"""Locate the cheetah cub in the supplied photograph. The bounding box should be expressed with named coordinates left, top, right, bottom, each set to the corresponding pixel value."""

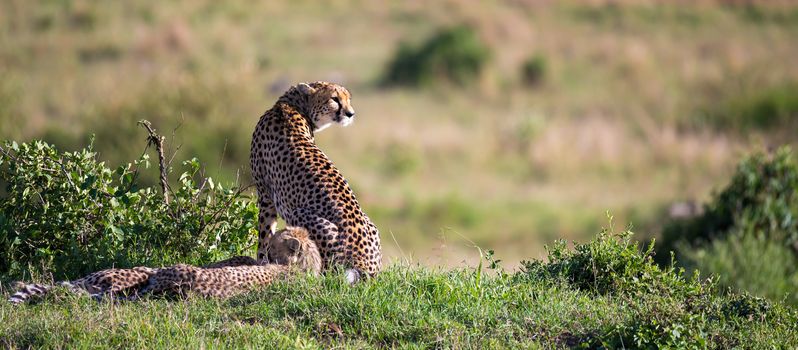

left=8, top=266, right=158, bottom=304
left=135, top=226, right=321, bottom=299
left=7, top=256, right=263, bottom=304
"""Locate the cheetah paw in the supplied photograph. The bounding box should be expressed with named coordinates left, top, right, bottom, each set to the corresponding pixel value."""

left=344, top=269, right=360, bottom=285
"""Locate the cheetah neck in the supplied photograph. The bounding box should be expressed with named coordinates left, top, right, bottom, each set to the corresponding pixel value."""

left=276, top=86, right=316, bottom=137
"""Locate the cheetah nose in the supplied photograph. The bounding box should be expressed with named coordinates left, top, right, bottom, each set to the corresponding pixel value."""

left=345, top=110, right=355, bottom=118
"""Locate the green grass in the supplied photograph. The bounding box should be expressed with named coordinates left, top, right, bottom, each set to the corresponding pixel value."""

left=1, top=266, right=794, bottom=349
left=2, top=230, right=797, bottom=349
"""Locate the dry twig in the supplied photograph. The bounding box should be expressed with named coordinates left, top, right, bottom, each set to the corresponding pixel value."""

left=138, top=120, right=170, bottom=204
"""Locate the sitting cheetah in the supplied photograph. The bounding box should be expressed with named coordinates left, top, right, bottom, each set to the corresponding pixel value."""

left=135, top=226, right=321, bottom=299
left=251, top=81, right=382, bottom=283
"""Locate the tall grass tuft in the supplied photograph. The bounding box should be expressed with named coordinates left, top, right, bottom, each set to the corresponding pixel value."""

left=684, top=232, right=798, bottom=305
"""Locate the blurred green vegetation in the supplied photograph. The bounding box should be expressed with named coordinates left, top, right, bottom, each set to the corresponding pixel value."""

left=684, top=232, right=798, bottom=305
left=1, top=0, right=798, bottom=266
left=660, top=147, right=798, bottom=304
left=660, top=148, right=798, bottom=255
left=697, top=82, right=798, bottom=131
left=381, top=25, right=490, bottom=87
left=521, top=54, right=547, bottom=88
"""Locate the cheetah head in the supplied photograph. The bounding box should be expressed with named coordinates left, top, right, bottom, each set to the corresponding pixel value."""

left=265, top=226, right=322, bottom=275
left=297, top=81, right=355, bottom=132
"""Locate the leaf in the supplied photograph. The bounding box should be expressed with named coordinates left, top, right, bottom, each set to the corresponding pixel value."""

left=123, top=172, right=134, bottom=186
left=108, top=225, right=124, bottom=240
left=81, top=175, right=97, bottom=190
left=1, top=140, right=258, bottom=279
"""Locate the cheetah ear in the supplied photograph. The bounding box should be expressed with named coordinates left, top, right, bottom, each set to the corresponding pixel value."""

left=297, top=83, right=316, bottom=95
left=286, top=238, right=301, bottom=254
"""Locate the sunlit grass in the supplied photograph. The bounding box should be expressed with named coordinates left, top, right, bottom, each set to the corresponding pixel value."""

left=2, top=230, right=796, bottom=348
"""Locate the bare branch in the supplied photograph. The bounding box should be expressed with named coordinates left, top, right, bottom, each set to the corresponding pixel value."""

left=138, top=120, right=170, bottom=204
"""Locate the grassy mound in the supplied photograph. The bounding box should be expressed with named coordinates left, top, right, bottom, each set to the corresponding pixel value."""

left=2, top=228, right=795, bottom=349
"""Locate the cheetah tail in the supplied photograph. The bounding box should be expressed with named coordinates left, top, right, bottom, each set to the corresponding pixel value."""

left=8, top=283, right=54, bottom=304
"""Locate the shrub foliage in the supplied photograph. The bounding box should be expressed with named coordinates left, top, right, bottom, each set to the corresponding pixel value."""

left=518, top=225, right=789, bottom=348
left=684, top=232, right=798, bottom=305
left=521, top=55, right=546, bottom=87
left=0, top=139, right=257, bottom=279
left=659, top=147, right=798, bottom=304
left=660, top=147, right=798, bottom=257
left=521, top=227, right=699, bottom=297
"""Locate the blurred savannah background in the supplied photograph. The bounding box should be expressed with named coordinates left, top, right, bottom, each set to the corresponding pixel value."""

left=1, top=0, right=797, bottom=271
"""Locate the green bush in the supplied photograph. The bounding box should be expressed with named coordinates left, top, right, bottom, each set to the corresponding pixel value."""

left=684, top=232, right=798, bottom=305
left=520, top=226, right=700, bottom=297
left=516, top=224, right=793, bottom=348
left=659, top=147, right=798, bottom=304
left=521, top=55, right=546, bottom=87
left=381, top=25, right=490, bottom=87
left=0, top=139, right=257, bottom=280
left=659, top=147, right=798, bottom=261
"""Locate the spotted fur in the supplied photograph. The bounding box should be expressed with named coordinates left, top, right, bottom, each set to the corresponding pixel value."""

left=203, top=255, right=259, bottom=268
left=8, top=266, right=158, bottom=304
left=135, top=226, right=321, bottom=299
left=251, top=81, right=382, bottom=282
left=9, top=252, right=262, bottom=304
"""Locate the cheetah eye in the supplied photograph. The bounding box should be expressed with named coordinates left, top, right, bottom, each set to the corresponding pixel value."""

left=331, top=96, right=340, bottom=104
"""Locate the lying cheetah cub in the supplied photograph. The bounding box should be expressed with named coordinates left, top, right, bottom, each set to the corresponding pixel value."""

left=7, top=256, right=261, bottom=304
left=8, top=266, right=158, bottom=304
left=6, top=228, right=311, bottom=304
left=135, top=226, right=321, bottom=299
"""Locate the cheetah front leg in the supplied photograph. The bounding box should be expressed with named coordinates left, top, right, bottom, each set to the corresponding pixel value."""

left=256, top=194, right=279, bottom=261
left=288, top=209, right=360, bottom=284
